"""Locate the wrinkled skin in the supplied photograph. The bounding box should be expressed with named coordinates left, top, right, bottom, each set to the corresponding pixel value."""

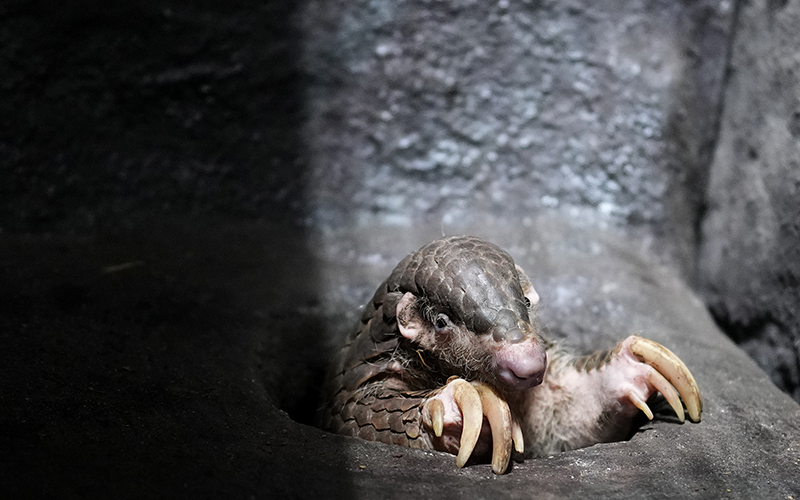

left=319, top=236, right=702, bottom=474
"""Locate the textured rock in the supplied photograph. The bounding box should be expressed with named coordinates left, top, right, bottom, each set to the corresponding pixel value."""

left=699, top=0, right=800, bottom=402
left=301, top=0, right=734, bottom=275
left=4, top=0, right=800, bottom=497
left=4, top=219, right=799, bottom=498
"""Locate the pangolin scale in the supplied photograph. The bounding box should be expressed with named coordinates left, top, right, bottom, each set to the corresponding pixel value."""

left=319, top=236, right=526, bottom=448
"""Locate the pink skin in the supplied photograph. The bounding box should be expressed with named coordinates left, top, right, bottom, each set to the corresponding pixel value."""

left=425, top=335, right=687, bottom=461
left=519, top=335, right=686, bottom=455
left=602, top=338, right=661, bottom=417
left=495, top=340, right=547, bottom=390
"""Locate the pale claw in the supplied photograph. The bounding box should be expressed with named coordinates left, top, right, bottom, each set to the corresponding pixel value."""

left=451, top=379, right=483, bottom=468
left=628, top=391, right=653, bottom=420
left=511, top=416, right=524, bottom=454
left=422, top=378, right=519, bottom=474
left=472, top=382, right=513, bottom=474
left=646, top=368, right=686, bottom=423
left=628, top=336, right=703, bottom=423
left=426, top=398, right=445, bottom=437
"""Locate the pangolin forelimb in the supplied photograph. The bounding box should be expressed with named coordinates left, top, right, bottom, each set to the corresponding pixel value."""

left=421, top=377, right=522, bottom=474
left=517, top=335, right=703, bottom=456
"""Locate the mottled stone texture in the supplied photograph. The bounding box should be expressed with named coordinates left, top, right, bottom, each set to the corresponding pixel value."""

left=699, top=0, right=800, bottom=402
left=4, top=0, right=800, bottom=498
left=302, top=0, right=733, bottom=276
left=4, top=220, right=800, bottom=499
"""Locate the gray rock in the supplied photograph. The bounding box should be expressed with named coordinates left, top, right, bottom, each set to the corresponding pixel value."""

left=4, top=218, right=799, bottom=498
left=301, top=0, right=734, bottom=276
left=699, top=0, right=800, bottom=402
left=3, top=0, right=800, bottom=497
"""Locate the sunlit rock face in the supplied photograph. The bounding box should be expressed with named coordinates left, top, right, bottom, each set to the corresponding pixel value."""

left=300, top=0, right=733, bottom=277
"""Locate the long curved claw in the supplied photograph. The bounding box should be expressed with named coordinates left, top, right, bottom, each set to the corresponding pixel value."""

left=629, top=337, right=703, bottom=422
left=424, top=398, right=445, bottom=437
left=628, top=391, right=653, bottom=420
left=450, top=379, right=483, bottom=468
left=472, top=382, right=513, bottom=474
left=645, top=369, right=685, bottom=423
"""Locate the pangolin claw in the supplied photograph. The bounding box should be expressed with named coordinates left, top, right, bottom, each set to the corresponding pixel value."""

left=450, top=379, right=482, bottom=469
left=426, top=398, right=445, bottom=437
left=512, top=416, right=524, bottom=454
left=423, top=378, right=519, bottom=474
left=472, top=382, right=513, bottom=474
left=628, top=391, right=653, bottom=420
left=628, top=336, right=703, bottom=423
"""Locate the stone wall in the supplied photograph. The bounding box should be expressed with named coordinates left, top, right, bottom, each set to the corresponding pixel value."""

left=699, top=0, right=800, bottom=401
left=5, top=1, right=800, bottom=497
left=301, top=0, right=733, bottom=278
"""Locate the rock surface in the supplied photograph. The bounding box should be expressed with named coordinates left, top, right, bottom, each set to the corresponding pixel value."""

left=3, top=0, right=800, bottom=497
left=3, top=219, right=799, bottom=498
left=699, top=0, right=800, bottom=402
left=301, top=0, right=734, bottom=276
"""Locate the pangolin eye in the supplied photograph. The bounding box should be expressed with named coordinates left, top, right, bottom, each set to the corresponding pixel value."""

left=434, top=313, right=449, bottom=331
left=524, top=297, right=532, bottom=308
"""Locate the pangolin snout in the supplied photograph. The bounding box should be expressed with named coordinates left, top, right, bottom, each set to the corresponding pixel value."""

left=495, top=337, right=547, bottom=391
left=488, top=308, right=547, bottom=389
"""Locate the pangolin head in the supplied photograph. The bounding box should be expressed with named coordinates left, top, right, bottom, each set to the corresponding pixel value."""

left=390, top=235, right=536, bottom=343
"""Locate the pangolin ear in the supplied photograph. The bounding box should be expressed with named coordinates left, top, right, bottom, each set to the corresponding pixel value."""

left=516, top=264, right=540, bottom=306
left=396, top=292, right=425, bottom=341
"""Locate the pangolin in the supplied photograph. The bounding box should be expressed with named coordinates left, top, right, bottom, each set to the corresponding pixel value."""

left=318, top=235, right=702, bottom=474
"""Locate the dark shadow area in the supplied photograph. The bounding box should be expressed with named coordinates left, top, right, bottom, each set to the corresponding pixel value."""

left=0, top=0, right=305, bottom=231
left=709, top=307, right=800, bottom=401
left=1, top=221, right=352, bottom=498
left=1, top=1, right=351, bottom=497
